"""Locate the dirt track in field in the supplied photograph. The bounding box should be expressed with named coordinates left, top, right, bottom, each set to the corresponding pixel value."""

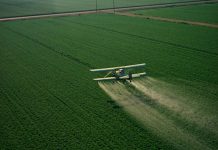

left=99, top=77, right=217, bottom=150
left=116, top=12, right=218, bottom=28
left=0, top=0, right=218, bottom=22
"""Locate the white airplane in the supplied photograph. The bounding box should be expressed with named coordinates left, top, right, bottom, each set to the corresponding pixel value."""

left=90, top=63, right=146, bottom=81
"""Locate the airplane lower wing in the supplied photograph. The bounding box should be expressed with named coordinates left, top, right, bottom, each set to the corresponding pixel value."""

left=120, top=72, right=146, bottom=79
left=93, top=77, right=117, bottom=81
left=90, top=63, right=146, bottom=72
left=93, top=72, right=146, bottom=81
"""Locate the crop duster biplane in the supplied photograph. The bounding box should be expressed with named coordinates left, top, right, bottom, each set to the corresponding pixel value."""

left=90, top=63, right=146, bottom=81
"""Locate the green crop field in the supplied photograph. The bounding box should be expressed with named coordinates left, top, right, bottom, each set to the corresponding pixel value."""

left=0, top=0, right=191, bottom=18
left=1, top=13, right=218, bottom=149
left=132, top=3, right=218, bottom=23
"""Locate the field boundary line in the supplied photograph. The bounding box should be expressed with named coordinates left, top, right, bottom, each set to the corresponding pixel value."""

left=111, top=0, right=218, bottom=12
left=0, top=0, right=218, bottom=22
left=116, top=12, right=218, bottom=29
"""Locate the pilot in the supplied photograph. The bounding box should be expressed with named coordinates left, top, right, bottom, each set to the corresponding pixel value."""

left=119, top=69, right=125, bottom=76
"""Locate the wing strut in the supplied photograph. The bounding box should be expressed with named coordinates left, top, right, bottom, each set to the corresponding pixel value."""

left=104, top=71, right=112, bottom=78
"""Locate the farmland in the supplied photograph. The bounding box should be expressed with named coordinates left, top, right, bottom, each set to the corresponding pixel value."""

left=0, top=0, right=194, bottom=18
left=1, top=1, right=218, bottom=150
left=132, top=3, right=218, bottom=23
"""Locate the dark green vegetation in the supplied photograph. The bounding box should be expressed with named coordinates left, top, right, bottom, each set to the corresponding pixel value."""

left=0, top=12, right=218, bottom=149
left=132, top=3, right=218, bottom=23
left=0, top=0, right=191, bottom=18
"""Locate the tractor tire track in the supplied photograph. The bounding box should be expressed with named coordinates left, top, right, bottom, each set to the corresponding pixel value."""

left=3, top=66, right=93, bottom=149
left=1, top=58, right=86, bottom=147
left=0, top=24, right=94, bottom=69
left=62, top=19, right=218, bottom=56
left=6, top=52, right=123, bottom=149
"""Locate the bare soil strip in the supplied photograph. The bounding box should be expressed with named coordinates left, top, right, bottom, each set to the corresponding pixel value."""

left=116, top=12, right=218, bottom=28
left=0, top=0, right=218, bottom=22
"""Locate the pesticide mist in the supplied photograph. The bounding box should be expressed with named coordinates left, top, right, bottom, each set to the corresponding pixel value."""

left=99, top=77, right=217, bottom=150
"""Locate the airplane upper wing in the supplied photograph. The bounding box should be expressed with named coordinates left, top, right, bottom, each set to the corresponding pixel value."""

left=90, top=63, right=146, bottom=72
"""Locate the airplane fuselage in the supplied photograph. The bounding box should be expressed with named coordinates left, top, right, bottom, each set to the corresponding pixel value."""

left=114, top=69, right=125, bottom=77
left=90, top=63, right=146, bottom=81
left=112, top=69, right=133, bottom=81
